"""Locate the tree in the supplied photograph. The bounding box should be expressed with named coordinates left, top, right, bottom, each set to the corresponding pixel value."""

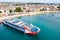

left=9, top=9, right=13, bottom=13
left=40, top=8, right=45, bottom=11
left=0, top=11, right=2, bottom=13
left=57, top=6, right=60, bottom=10
left=14, top=7, right=23, bottom=12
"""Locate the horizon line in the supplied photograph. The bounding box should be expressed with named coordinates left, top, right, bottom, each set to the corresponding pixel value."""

left=0, top=2, right=60, bottom=4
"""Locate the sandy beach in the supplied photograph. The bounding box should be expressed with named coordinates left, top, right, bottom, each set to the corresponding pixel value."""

left=25, top=11, right=60, bottom=15
left=0, top=11, right=60, bottom=23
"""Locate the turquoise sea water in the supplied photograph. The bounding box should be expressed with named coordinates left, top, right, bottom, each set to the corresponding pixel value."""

left=0, top=12, right=60, bottom=40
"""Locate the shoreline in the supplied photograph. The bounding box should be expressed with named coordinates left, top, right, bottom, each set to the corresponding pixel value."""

left=28, top=11, right=60, bottom=15
left=0, top=11, right=60, bottom=23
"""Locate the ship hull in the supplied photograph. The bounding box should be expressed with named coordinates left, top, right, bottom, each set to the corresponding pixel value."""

left=3, top=18, right=40, bottom=35
left=3, top=21, right=25, bottom=32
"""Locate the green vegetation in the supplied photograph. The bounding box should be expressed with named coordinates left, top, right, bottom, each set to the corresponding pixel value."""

left=57, top=6, right=60, bottom=10
left=17, top=16, right=23, bottom=18
left=0, top=11, right=2, bottom=17
left=9, top=9, right=13, bottom=13
left=14, top=7, right=23, bottom=12
left=0, top=11, right=2, bottom=13
left=40, top=8, right=45, bottom=11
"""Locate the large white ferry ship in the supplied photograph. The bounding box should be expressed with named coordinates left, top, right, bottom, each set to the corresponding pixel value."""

left=3, top=18, right=40, bottom=35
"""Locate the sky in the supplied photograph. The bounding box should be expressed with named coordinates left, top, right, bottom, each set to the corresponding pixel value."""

left=0, top=0, right=60, bottom=3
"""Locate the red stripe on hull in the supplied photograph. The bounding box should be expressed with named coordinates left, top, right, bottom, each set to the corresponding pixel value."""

left=26, top=32, right=37, bottom=35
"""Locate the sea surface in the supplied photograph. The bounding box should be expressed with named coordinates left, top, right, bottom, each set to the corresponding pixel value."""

left=0, top=12, right=60, bottom=40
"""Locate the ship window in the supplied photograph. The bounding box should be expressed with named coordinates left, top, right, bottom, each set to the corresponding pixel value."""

left=13, top=20, right=20, bottom=23
left=5, top=21, right=25, bottom=30
left=11, top=18, right=20, bottom=23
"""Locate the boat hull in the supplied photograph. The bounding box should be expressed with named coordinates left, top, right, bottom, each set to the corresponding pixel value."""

left=3, top=18, right=40, bottom=35
left=3, top=21, right=25, bottom=32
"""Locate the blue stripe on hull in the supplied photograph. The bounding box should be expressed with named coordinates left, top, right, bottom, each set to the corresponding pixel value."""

left=4, top=21, right=25, bottom=32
